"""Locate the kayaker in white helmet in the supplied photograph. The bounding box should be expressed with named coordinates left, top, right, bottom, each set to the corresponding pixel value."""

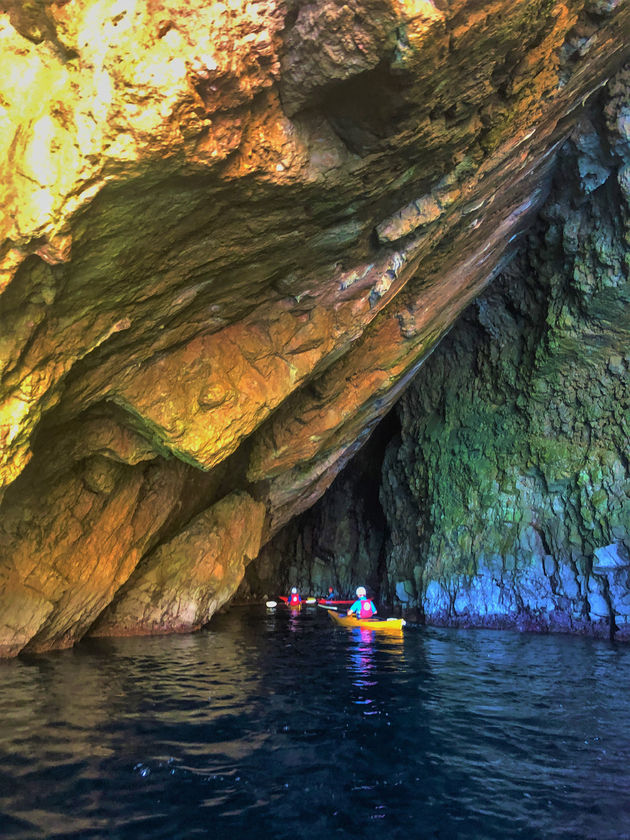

left=288, top=586, right=301, bottom=606
left=347, top=586, right=377, bottom=619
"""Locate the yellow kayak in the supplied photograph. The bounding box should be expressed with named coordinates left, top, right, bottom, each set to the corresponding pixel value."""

left=328, top=610, right=406, bottom=633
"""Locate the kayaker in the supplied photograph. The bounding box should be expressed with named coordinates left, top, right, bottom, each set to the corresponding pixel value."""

left=325, top=586, right=337, bottom=601
left=288, top=587, right=301, bottom=606
left=347, top=586, right=377, bottom=619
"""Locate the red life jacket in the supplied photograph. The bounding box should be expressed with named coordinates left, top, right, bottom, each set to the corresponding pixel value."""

left=359, top=598, right=375, bottom=619
left=289, top=593, right=301, bottom=605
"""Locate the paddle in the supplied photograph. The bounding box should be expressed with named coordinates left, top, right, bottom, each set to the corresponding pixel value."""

left=279, top=595, right=317, bottom=606
left=317, top=603, right=339, bottom=611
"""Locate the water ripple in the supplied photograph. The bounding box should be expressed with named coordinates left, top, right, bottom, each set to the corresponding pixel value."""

left=1, top=609, right=630, bottom=839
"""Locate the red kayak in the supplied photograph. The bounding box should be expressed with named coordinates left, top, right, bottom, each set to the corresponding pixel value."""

left=317, top=598, right=354, bottom=605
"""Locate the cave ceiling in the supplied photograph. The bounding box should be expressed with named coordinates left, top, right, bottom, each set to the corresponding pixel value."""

left=0, top=0, right=629, bottom=655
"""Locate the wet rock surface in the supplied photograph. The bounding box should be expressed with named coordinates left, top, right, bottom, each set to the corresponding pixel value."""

left=383, top=80, right=630, bottom=639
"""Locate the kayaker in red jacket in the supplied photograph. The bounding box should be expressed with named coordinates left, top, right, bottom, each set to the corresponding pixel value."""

left=288, top=587, right=301, bottom=606
left=347, top=587, right=377, bottom=619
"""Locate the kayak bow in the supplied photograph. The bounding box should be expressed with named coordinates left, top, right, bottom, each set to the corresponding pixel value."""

left=328, top=611, right=406, bottom=632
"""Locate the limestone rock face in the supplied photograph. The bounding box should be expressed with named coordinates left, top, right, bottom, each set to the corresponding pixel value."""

left=1, top=0, right=629, bottom=654
left=241, top=415, right=395, bottom=600
left=90, top=490, right=265, bottom=637
left=255, top=74, right=630, bottom=640
left=380, top=85, right=630, bottom=639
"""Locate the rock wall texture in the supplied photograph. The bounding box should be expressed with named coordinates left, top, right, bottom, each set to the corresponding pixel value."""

left=240, top=412, right=396, bottom=600
left=381, top=76, right=630, bottom=639
left=256, top=69, right=630, bottom=640
left=1, top=0, right=629, bottom=654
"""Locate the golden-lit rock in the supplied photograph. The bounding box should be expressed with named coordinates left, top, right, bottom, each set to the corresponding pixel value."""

left=0, top=457, right=185, bottom=657
left=90, top=491, right=265, bottom=636
left=0, top=0, right=629, bottom=654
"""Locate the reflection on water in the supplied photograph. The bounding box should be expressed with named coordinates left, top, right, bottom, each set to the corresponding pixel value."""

left=1, top=607, right=630, bottom=839
left=347, top=626, right=403, bottom=694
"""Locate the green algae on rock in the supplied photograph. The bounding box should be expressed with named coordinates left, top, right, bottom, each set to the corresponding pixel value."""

left=248, top=70, right=630, bottom=640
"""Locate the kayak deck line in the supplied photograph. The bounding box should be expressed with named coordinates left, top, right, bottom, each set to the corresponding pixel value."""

left=328, top=611, right=406, bottom=633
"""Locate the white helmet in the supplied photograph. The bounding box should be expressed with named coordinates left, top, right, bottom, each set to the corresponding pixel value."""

left=291, top=587, right=297, bottom=594
left=356, top=586, right=366, bottom=597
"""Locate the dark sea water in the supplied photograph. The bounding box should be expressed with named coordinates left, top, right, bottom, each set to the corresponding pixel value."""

left=1, top=606, right=630, bottom=840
